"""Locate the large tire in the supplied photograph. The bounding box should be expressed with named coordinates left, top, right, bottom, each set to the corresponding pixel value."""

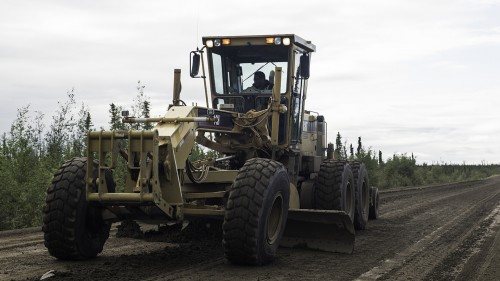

left=314, top=160, right=355, bottom=221
left=369, top=186, right=380, bottom=220
left=223, top=158, right=290, bottom=265
left=350, top=161, right=370, bottom=230
left=42, top=157, right=115, bottom=260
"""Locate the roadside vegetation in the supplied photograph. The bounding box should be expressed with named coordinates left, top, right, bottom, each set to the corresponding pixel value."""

left=332, top=133, right=500, bottom=190
left=1, top=87, right=499, bottom=231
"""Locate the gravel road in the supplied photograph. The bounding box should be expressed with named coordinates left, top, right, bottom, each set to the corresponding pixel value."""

left=1, top=177, right=499, bottom=281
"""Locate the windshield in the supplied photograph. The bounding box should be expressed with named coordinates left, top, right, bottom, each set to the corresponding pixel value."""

left=239, top=62, right=288, bottom=91
left=209, top=45, right=289, bottom=95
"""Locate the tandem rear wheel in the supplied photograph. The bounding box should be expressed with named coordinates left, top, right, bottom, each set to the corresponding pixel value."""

left=369, top=186, right=380, bottom=220
left=314, top=160, right=355, bottom=221
left=350, top=161, right=370, bottom=230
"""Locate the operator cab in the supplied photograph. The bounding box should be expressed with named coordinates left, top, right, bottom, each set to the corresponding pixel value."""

left=191, top=35, right=316, bottom=146
left=206, top=39, right=288, bottom=113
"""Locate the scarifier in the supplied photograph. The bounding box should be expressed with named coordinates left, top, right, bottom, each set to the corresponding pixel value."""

left=42, top=34, right=379, bottom=265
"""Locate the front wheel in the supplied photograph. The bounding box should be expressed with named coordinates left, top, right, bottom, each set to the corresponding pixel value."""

left=42, top=157, right=115, bottom=260
left=223, top=158, right=290, bottom=265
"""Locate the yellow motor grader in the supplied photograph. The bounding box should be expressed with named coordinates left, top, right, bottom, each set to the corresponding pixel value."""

left=42, top=34, right=379, bottom=265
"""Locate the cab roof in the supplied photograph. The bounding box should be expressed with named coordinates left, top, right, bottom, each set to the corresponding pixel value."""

left=202, top=34, right=316, bottom=52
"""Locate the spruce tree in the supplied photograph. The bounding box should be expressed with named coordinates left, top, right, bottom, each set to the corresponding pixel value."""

left=109, top=103, right=124, bottom=130
left=142, top=100, right=153, bottom=130
left=334, top=132, right=342, bottom=159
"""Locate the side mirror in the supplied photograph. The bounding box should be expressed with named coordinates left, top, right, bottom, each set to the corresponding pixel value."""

left=300, top=54, right=310, bottom=79
left=190, top=51, right=200, bottom=77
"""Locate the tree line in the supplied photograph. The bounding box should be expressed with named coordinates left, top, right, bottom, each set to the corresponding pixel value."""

left=332, top=132, right=500, bottom=189
left=0, top=82, right=156, bottom=230
left=0, top=86, right=498, bottom=231
left=0, top=82, right=212, bottom=230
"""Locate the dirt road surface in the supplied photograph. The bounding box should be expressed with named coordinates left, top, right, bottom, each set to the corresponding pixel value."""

left=1, top=177, right=500, bottom=281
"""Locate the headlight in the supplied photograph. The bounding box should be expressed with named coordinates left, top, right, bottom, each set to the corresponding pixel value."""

left=282, top=37, right=291, bottom=46
left=214, top=39, right=221, bottom=47
left=206, top=40, right=214, bottom=48
left=266, top=37, right=283, bottom=45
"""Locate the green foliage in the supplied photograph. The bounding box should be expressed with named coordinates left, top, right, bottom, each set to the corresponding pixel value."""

left=339, top=132, right=500, bottom=190
left=71, top=103, right=93, bottom=158
left=142, top=100, right=153, bottom=130
left=109, top=103, right=125, bottom=130
left=334, top=132, right=348, bottom=160
left=45, top=90, right=75, bottom=164
left=189, top=143, right=220, bottom=162
left=106, top=81, right=154, bottom=191
left=1, top=88, right=499, bottom=231
left=0, top=106, right=54, bottom=229
left=378, top=154, right=419, bottom=188
left=134, top=81, right=153, bottom=130
left=107, top=102, right=128, bottom=191
left=43, top=89, right=93, bottom=165
left=0, top=83, right=156, bottom=231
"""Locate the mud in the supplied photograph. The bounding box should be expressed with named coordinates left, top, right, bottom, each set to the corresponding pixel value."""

left=1, top=177, right=500, bottom=281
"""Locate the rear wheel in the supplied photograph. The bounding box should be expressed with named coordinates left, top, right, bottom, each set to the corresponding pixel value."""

left=223, top=158, right=290, bottom=265
left=42, top=157, right=115, bottom=260
left=350, top=161, right=370, bottom=230
left=314, top=160, right=355, bottom=221
left=369, top=186, right=380, bottom=220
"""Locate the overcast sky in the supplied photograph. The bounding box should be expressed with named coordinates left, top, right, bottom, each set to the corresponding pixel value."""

left=1, top=0, right=499, bottom=164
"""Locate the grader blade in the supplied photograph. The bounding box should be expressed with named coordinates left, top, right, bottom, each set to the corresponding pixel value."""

left=280, top=209, right=355, bottom=254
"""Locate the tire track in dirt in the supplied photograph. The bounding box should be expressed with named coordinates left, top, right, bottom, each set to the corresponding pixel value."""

left=1, top=178, right=500, bottom=281
left=356, top=178, right=500, bottom=280
left=0, top=232, right=43, bottom=252
left=145, top=178, right=500, bottom=281
left=379, top=181, right=479, bottom=217
left=143, top=256, right=226, bottom=281
left=473, top=208, right=500, bottom=281
left=0, top=227, right=182, bottom=281
left=426, top=204, right=500, bottom=280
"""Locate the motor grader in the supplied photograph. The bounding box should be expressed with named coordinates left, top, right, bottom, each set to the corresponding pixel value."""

left=42, top=34, right=379, bottom=265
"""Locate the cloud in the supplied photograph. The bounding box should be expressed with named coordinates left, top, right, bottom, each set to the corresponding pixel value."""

left=0, top=0, right=499, bottom=164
